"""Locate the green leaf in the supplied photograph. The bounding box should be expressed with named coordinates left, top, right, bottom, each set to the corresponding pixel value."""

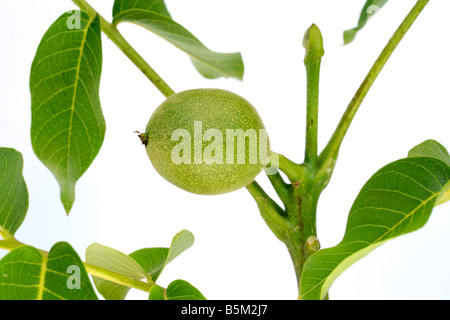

left=299, top=156, right=450, bottom=300
left=130, top=229, right=195, bottom=281
left=129, top=247, right=168, bottom=281
left=165, top=280, right=206, bottom=300
left=30, top=10, right=105, bottom=214
left=344, top=0, right=389, bottom=45
left=0, top=242, right=97, bottom=300
left=148, top=284, right=165, bottom=300
left=84, top=230, right=194, bottom=300
left=113, top=0, right=171, bottom=18
left=85, top=243, right=149, bottom=300
left=408, top=140, right=450, bottom=206
left=166, top=229, right=195, bottom=264
left=408, top=139, right=450, bottom=166
left=0, top=148, right=28, bottom=238
left=148, top=280, right=205, bottom=300
left=112, top=0, right=244, bottom=80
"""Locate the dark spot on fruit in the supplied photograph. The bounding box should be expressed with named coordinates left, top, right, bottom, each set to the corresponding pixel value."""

left=135, top=131, right=148, bottom=147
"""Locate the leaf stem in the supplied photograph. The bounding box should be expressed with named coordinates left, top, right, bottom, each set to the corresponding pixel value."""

left=0, top=239, right=25, bottom=252
left=245, top=181, right=290, bottom=242
left=318, top=0, right=430, bottom=175
left=71, top=0, right=175, bottom=97
left=274, top=153, right=304, bottom=183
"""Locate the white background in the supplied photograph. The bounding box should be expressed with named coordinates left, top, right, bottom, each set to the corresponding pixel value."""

left=0, top=0, right=449, bottom=300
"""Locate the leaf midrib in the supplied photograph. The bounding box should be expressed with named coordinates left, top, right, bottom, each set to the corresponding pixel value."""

left=36, top=254, right=48, bottom=300
left=65, top=16, right=93, bottom=189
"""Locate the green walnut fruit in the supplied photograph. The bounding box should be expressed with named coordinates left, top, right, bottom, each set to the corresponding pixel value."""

left=143, top=89, right=270, bottom=195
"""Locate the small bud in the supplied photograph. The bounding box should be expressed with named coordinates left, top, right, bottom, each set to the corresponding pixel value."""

left=303, top=24, right=325, bottom=60
left=305, top=235, right=320, bottom=253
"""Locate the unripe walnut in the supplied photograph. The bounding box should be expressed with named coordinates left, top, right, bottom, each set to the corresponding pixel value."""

left=144, top=89, right=270, bottom=195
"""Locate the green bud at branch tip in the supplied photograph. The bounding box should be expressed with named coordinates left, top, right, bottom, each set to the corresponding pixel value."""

left=303, top=24, right=325, bottom=60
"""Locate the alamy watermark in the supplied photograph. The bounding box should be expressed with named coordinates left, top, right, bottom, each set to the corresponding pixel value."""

left=66, top=265, right=81, bottom=290
left=170, top=121, right=279, bottom=175
left=66, top=10, right=81, bottom=30
left=367, top=5, right=381, bottom=16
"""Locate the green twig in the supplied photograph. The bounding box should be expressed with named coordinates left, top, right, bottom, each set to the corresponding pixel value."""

left=246, top=181, right=290, bottom=242
left=71, top=0, right=175, bottom=97
left=274, top=153, right=304, bottom=183
left=266, top=172, right=292, bottom=208
left=303, top=24, right=324, bottom=166
left=318, top=0, right=430, bottom=175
